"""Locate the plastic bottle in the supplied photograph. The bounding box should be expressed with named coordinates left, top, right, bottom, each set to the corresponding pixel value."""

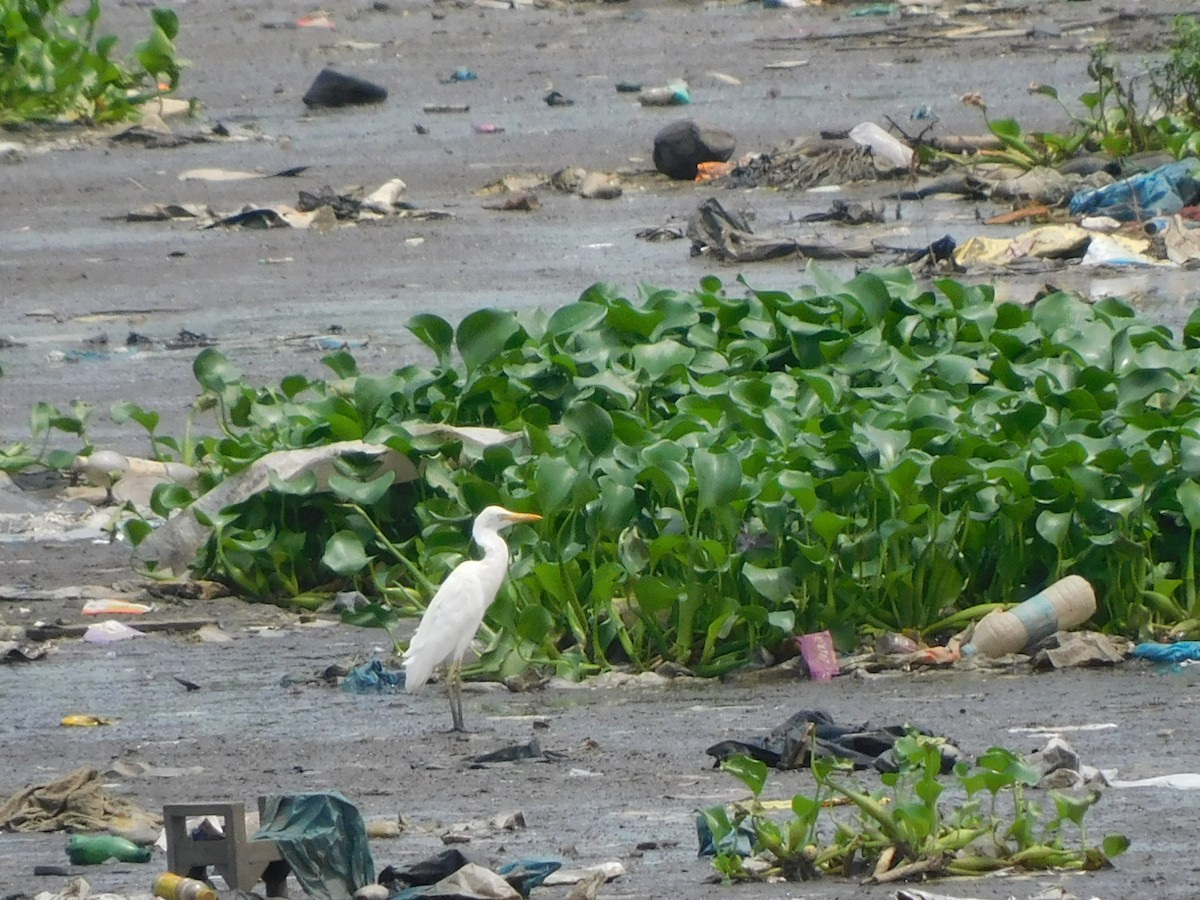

left=848, top=121, right=914, bottom=169
left=66, top=834, right=152, bottom=865
left=964, top=575, right=1096, bottom=658
left=153, top=872, right=218, bottom=900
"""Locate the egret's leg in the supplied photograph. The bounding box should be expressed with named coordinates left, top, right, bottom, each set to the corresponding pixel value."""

left=448, top=662, right=466, bottom=732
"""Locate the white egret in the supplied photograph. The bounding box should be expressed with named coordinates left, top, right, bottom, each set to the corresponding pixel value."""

left=403, top=505, right=542, bottom=731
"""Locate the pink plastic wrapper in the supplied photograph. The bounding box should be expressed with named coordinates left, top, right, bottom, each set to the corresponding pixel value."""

left=796, top=630, right=840, bottom=681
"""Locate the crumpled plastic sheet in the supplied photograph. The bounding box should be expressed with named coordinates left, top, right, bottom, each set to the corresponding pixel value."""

left=253, top=792, right=374, bottom=900
left=341, top=658, right=405, bottom=692
left=695, top=813, right=755, bottom=859
left=705, top=709, right=961, bottom=773
left=1131, top=641, right=1200, bottom=664
left=1068, top=158, right=1200, bottom=221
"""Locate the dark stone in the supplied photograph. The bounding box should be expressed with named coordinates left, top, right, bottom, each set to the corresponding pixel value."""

left=302, top=68, right=388, bottom=109
left=653, top=119, right=735, bottom=181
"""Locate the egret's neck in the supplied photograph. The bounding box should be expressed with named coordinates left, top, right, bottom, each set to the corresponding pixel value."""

left=473, top=527, right=510, bottom=565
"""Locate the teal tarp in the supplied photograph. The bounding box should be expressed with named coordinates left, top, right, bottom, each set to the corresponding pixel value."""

left=253, top=792, right=375, bottom=900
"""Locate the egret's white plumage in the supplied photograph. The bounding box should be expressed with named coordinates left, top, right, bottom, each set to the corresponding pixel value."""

left=403, top=505, right=541, bottom=731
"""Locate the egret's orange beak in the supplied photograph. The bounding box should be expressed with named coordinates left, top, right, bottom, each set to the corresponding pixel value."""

left=505, top=512, right=542, bottom=523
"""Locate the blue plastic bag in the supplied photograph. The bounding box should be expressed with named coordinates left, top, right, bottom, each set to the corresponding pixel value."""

left=1068, top=159, right=1200, bottom=221
left=1132, top=641, right=1200, bottom=664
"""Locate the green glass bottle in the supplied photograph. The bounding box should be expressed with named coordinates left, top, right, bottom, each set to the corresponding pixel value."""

left=67, top=834, right=152, bottom=865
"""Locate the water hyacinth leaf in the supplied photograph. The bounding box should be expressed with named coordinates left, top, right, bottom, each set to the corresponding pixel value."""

left=1102, top=834, right=1131, bottom=858
left=811, top=510, right=849, bottom=547
left=1117, top=368, right=1178, bottom=408
left=322, top=530, right=373, bottom=575
left=328, top=471, right=395, bottom=505
left=517, top=605, right=555, bottom=643
left=322, top=351, right=359, bottom=379
left=110, top=401, right=159, bottom=434
left=576, top=370, right=638, bottom=408
left=193, top=348, right=241, bottom=392
left=767, top=609, right=795, bottom=634
left=605, top=300, right=662, bottom=339
left=546, top=302, right=608, bottom=340
left=457, top=309, right=521, bottom=373
left=150, top=482, right=194, bottom=518
left=1177, top=480, right=1200, bottom=531
left=720, top=754, right=768, bottom=798
left=408, top=312, right=453, bottom=364
left=634, top=574, right=680, bottom=615
left=534, top=456, right=577, bottom=519
left=1036, top=509, right=1071, bottom=549
left=599, top=477, right=638, bottom=532
left=694, top=448, right=742, bottom=514
left=563, top=401, right=614, bottom=455
left=1032, top=290, right=1088, bottom=337
left=743, top=563, right=795, bottom=603
left=268, top=469, right=319, bottom=497
left=632, top=339, right=695, bottom=380
left=341, top=602, right=400, bottom=630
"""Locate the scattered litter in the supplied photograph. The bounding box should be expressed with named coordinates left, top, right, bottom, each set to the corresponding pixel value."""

left=471, top=740, right=543, bottom=765
left=964, top=576, right=1095, bottom=657
left=253, top=792, right=375, bottom=900
left=472, top=123, right=505, bottom=134
left=1069, top=158, right=1200, bottom=221
left=1105, top=773, right=1200, bottom=790
left=1132, top=641, right=1200, bottom=664
left=132, top=433, right=511, bottom=576
left=953, top=225, right=1092, bottom=268
left=850, top=2, right=895, bottom=16
left=0, top=630, right=50, bottom=663
left=614, top=80, right=642, bottom=93
left=484, top=191, right=540, bottom=211
left=635, top=224, right=685, bottom=242
left=393, top=862, right=519, bottom=899
left=195, top=624, right=234, bottom=643
left=81, top=598, right=153, bottom=616
left=441, top=810, right=527, bottom=844
left=1031, top=631, right=1130, bottom=670
left=849, top=121, right=912, bottom=169
left=706, top=709, right=961, bottom=773
left=67, top=833, right=152, bottom=865
left=764, top=59, right=809, bottom=70
left=687, top=197, right=873, bottom=263
left=379, top=848, right=471, bottom=890
left=1032, top=736, right=1103, bottom=789
left=1080, top=232, right=1165, bottom=267
left=542, top=861, right=625, bottom=886
left=800, top=200, right=884, bottom=225
left=0, top=767, right=162, bottom=833
left=653, top=119, right=735, bottom=181
left=723, top=141, right=877, bottom=190
left=105, top=759, right=204, bottom=778
left=543, top=90, right=574, bottom=107
left=366, top=819, right=402, bottom=839
left=578, top=171, right=622, bottom=200
left=697, top=813, right=754, bottom=858
left=638, top=81, right=690, bottom=107
left=341, top=658, right=406, bottom=692
left=82, top=620, right=145, bottom=644
left=795, top=630, right=839, bottom=680
left=61, top=715, right=117, bottom=727
left=178, top=166, right=308, bottom=182
left=1009, top=722, right=1119, bottom=735
left=303, top=67, right=388, bottom=109
left=296, top=12, right=335, bottom=28
left=496, top=859, right=561, bottom=897
left=447, top=68, right=477, bottom=82
left=423, top=104, right=470, bottom=114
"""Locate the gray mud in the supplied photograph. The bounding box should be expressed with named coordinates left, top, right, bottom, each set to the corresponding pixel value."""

left=3, top=2, right=1200, bottom=898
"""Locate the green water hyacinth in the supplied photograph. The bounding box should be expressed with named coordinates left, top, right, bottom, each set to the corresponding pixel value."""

left=104, top=267, right=1200, bottom=676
